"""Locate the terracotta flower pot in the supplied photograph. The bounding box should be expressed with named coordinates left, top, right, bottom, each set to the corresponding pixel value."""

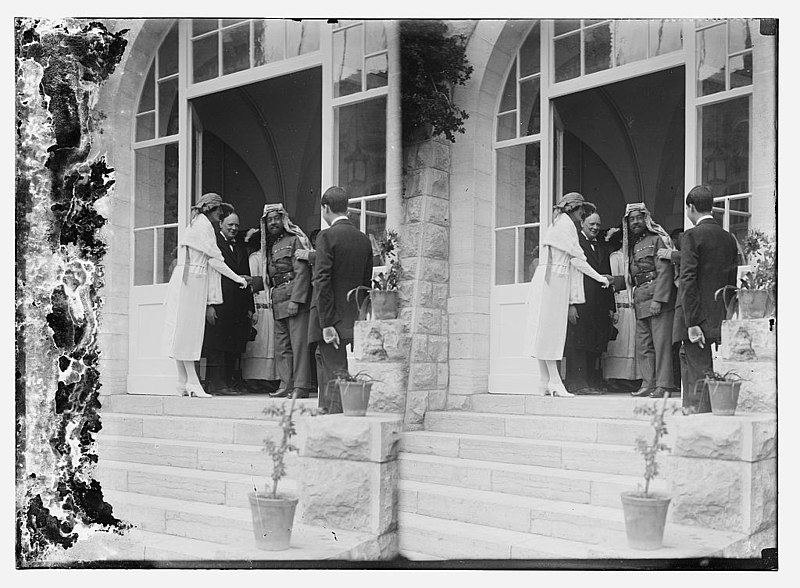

left=737, top=289, right=771, bottom=319
left=248, top=492, right=298, bottom=551
left=338, top=380, right=373, bottom=416
left=620, top=491, right=671, bottom=550
left=706, top=379, right=742, bottom=416
left=370, top=289, right=399, bottom=320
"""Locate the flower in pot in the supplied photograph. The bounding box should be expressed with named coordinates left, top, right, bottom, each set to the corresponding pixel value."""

left=249, top=391, right=318, bottom=551
left=701, top=369, right=745, bottom=416
left=716, top=230, right=776, bottom=320
left=334, top=369, right=380, bottom=416
left=620, top=392, right=683, bottom=550
left=348, top=230, right=402, bottom=320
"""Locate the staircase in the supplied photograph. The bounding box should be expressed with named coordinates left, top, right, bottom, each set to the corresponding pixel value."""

left=86, top=394, right=376, bottom=562
left=398, top=393, right=749, bottom=561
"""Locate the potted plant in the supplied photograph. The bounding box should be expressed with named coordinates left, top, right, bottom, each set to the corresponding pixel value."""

left=716, top=229, right=776, bottom=320
left=248, top=391, right=317, bottom=551
left=348, top=230, right=402, bottom=320
left=334, top=369, right=380, bottom=416
left=620, top=392, right=683, bottom=550
left=699, top=369, right=744, bottom=416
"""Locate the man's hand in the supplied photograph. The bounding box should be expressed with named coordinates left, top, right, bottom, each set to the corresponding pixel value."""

left=688, top=325, right=706, bottom=349
left=287, top=301, right=299, bottom=317
left=206, top=306, right=217, bottom=326
left=294, top=249, right=310, bottom=261
left=649, top=300, right=662, bottom=316
left=323, top=326, right=340, bottom=349
left=568, top=305, right=579, bottom=325
left=612, top=311, right=619, bottom=325
left=251, top=312, right=258, bottom=325
left=657, top=247, right=675, bottom=261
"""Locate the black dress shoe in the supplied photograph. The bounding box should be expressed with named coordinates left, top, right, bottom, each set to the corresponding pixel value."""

left=292, top=388, right=310, bottom=399
left=631, top=388, right=654, bottom=397
left=270, top=387, right=290, bottom=398
left=574, top=387, right=604, bottom=395
left=649, top=387, right=671, bottom=399
left=213, top=386, right=241, bottom=396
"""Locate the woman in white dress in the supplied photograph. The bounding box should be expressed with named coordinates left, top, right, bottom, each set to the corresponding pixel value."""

left=162, top=193, right=249, bottom=397
left=602, top=226, right=641, bottom=383
left=524, top=192, right=611, bottom=396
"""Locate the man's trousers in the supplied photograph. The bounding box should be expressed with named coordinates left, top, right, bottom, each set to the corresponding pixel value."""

left=273, top=311, right=314, bottom=392
left=315, top=340, right=349, bottom=414
left=635, top=309, right=675, bottom=390
left=679, top=340, right=713, bottom=413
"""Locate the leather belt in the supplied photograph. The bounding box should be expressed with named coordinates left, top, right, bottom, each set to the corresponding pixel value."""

left=633, top=270, right=657, bottom=287
left=255, top=302, right=270, bottom=309
left=615, top=302, right=633, bottom=308
left=272, top=272, right=294, bottom=287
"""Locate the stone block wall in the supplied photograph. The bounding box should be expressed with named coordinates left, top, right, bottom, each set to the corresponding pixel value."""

left=350, top=319, right=410, bottom=414
left=715, top=318, right=776, bottom=413
left=398, top=137, right=452, bottom=429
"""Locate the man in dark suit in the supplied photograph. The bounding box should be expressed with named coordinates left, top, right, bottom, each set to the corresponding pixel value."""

left=203, top=211, right=254, bottom=396
left=565, top=212, right=616, bottom=394
left=308, top=186, right=374, bottom=414
left=673, top=185, right=739, bottom=412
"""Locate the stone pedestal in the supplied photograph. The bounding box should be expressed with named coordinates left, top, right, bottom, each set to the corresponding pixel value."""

left=667, top=413, right=776, bottom=544
left=715, top=318, right=776, bottom=413
left=351, top=319, right=410, bottom=414
left=295, top=414, right=402, bottom=559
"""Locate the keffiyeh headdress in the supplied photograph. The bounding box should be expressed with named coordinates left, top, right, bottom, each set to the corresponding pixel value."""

left=259, top=203, right=311, bottom=255
left=621, top=202, right=673, bottom=287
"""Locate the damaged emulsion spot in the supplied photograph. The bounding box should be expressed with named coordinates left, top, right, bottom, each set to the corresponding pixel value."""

left=15, top=18, right=130, bottom=565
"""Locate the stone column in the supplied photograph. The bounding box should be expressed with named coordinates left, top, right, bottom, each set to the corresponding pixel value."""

left=398, top=137, right=451, bottom=429
left=295, top=414, right=402, bottom=559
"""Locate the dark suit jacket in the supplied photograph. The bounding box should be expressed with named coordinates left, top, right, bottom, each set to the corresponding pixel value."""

left=673, top=218, right=738, bottom=343
left=308, top=218, right=374, bottom=343
left=203, top=231, right=254, bottom=353
left=566, top=232, right=615, bottom=353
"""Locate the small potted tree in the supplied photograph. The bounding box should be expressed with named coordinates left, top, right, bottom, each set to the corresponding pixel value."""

left=348, top=230, right=402, bottom=320
left=700, top=369, right=744, bottom=416
left=334, top=369, right=380, bottom=416
left=620, top=392, right=683, bottom=550
left=248, top=391, right=317, bottom=550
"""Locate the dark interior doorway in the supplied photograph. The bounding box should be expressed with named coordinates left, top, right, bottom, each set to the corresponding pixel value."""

left=191, top=67, right=322, bottom=236
left=554, top=66, right=685, bottom=233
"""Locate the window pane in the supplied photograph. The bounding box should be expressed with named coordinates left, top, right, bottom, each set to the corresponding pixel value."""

left=499, top=59, right=516, bottom=112
left=333, top=25, right=363, bottom=97
left=730, top=198, right=749, bottom=212
left=519, top=23, right=540, bottom=77
left=496, top=112, right=516, bottom=142
left=347, top=207, right=362, bottom=228
left=138, top=63, right=155, bottom=113
left=336, top=97, right=386, bottom=198
left=287, top=20, right=320, bottom=56
left=696, top=24, right=726, bottom=96
left=192, top=19, right=218, bottom=37
left=365, top=20, right=387, bottom=53
left=495, top=228, right=516, bottom=285
left=193, top=33, right=219, bottom=83
left=522, top=226, right=541, bottom=283
left=157, top=226, right=179, bottom=284
left=135, top=113, right=155, bottom=142
left=365, top=207, right=386, bottom=243
left=700, top=96, right=750, bottom=198
left=554, top=20, right=580, bottom=36
left=254, top=19, right=285, bottom=66
left=729, top=53, right=753, bottom=89
left=495, top=143, right=541, bottom=227
left=519, top=78, right=540, bottom=136
left=584, top=22, right=612, bottom=74
left=134, top=143, right=179, bottom=227
left=158, top=78, right=179, bottom=137
left=649, top=19, right=683, bottom=56
left=134, top=230, right=154, bottom=286
left=222, top=19, right=246, bottom=27
left=554, top=33, right=581, bottom=82
left=365, top=53, right=388, bottom=90
left=728, top=19, right=753, bottom=53
left=222, top=23, right=250, bottom=75
left=158, top=24, right=179, bottom=78
left=729, top=211, right=750, bottom=244
left=613, top=20, right=647, bottom=66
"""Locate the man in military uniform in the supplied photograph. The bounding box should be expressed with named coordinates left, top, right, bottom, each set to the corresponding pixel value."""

left=622, top=203, right=676, bottom=398
left=260, top=204, right=315, bottom=398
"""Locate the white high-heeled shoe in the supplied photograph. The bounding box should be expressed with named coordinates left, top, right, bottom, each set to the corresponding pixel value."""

left=176, top=384, right=187, bottom=396
left=185, top=383, right=212, bottom=398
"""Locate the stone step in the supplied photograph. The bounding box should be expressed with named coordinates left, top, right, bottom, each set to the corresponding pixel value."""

left=96, top=459, right=296, bottom=509
left=100, top=394, right=318, bottom=420
left=400, top=431, right=642, bottom=476
left=400, top=479, right=628, bottom=545
left=398, top=512, right=747, bottom=560
left=467, top=393, right=682, bottom=420
left=398, top=453, right=665, bottom=508
left=101, top=412, right=285, bottom=446
left=424, top=410, right=656, bottom=446
left=95, top=434, right=295, bottom=477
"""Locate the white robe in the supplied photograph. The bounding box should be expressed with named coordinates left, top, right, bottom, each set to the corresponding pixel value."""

left=242, top=250, right=278, bottom=380
left=162, top=214, right=241, bottom=361
left=603, top=250, right=641, bottom=380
